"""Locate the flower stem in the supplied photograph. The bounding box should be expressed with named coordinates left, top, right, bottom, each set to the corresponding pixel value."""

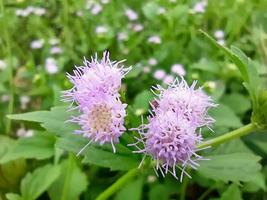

left=197, top=123, right=258, bottom=149
left=95, top=168, right=139, bottom=200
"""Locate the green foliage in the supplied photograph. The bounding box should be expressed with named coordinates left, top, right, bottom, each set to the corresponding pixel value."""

left=48, top=155, right=88, bottom=200
left=115, top=177, right=143, bottom=200
left=220, top=184, right=242, bottom=200
left=198, top=153, right=261, bottom=183
left=0, top=132, right=56, bottom=163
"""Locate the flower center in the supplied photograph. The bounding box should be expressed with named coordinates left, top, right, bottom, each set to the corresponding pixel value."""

left=88, top=104, right=112, bottom=132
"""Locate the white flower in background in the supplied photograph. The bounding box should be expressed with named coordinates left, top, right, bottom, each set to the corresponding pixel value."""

left=45, top=57, right=59, bottom=74
left=49, top=38, right=59, bottom=45
left=0, top=60, right=7, bottom=70
left=101, top=0, right=110, bottom=4
left=148, top=58, right=157, bottom=66
left=131, top=23, right=143, bottom=32
left=33, top=7, right=46, bottom=16
left=169, top=0, right=177, bottom=3
left=25, top=6, right=34, bottom=13
left=217, top=39, right=225, bottom=46
left=50, top=46, right=62, bottom=54
left=15, top=9, right=30, bottom=17
left=171, top=64, right=186, bottom=76
left=16, top=128, right=34, bottom=138
left=125, top=8, right=138, bottom=21
left=76, top=10, right=84, bottom=16
left=214, top=30, right=225, bottom=39
left=163, top=74, right=174, bottom=85
left=20, top=95, right=30, bottom=110
left=193, top=0, right=207, bottom=13
left=153, top=69, right=166, bottom=80
left=1, top=95, right=10, bottom=102
left=117, top=32, right=128, bottom=41
left=91, top=4, right=102, bottom=15
left=95, top=26, right=108, bottom=34
left=148, top=35, right=161, bottom=44
left=143, top=66, right=151, bottom=73
left=30, top=39, right=44, bottom=49
left=158, top=7, right=166, bottom=15
left=206, top=81, right=217, bottom=90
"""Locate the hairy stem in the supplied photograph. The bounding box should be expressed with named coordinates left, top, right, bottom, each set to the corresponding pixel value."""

left=96, top=168, right=139, bottom=200
left=197, top=123, right=258, bottom=149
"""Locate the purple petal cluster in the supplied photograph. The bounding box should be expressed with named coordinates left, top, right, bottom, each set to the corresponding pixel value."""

left=63, top=51, right=131, bottom=153
left=130, top=78, right=216, bottom=180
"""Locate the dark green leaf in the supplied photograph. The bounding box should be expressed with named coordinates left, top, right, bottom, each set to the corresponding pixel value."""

left=220, top=184, right=242, bottom=200
left=115, top=177, right=143, bottom=200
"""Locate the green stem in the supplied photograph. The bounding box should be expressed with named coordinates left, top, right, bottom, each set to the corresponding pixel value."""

left=197, top=123, right=258, bottom=149
left=180, top=168, right=191, bottom=200
left=0, top=0, right=14, bottom=135
left=96, top=168, right=139, bottom=200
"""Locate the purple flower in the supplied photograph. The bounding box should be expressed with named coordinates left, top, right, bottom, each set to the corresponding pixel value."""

left=62, top=51, right=131, bottom=110
left=63, top=51, right=131, bottom=154
left=130, top=78, right=216, bottom=180
left=70, top=93, right=127, bottom=154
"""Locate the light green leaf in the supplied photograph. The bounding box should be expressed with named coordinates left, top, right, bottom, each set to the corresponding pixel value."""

left=0, top=132, right=56, bottom=163
left=198, top=153, right=261, bottom=183
left=7, top=106, right=78, bottom=136
left=243, top=172, right=266, bottom=192
left=133, top=90, right=153, bottom=115
left=115, top=177, right=143, bottom=200
left=48, top=155, right=88, bottom=200
left=209, top=104, right=242, bottom=128
left=220, top=184, right=242, bottom=200
left=20, top=164, right=61, bottom=200
left=6, top=193, right=23, bottom=200
left=221, top=93, right=251, bottom=115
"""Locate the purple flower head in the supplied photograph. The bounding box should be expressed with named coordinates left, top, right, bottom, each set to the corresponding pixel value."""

left=154, top=78, right=216, bottom=128
left=62, top=51, right=131, bottom=110
left=63, top=51, right=131, bottom=155
left=70, top=93, right=127, bottom=154
left=130, top=78, right=216, bottom=181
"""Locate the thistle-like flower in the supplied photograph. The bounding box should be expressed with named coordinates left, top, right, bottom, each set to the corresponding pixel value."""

left=63, top=51, right=131, bottom=154
left=70, top=93, right=127, bottom=154
left=130, top=78, right=216, bottom=181
left=62, top=51, right=131, bottom=110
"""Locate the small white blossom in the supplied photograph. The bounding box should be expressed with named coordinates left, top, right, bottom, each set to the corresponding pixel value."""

left=148, top=35, right=161, bottom=44
left=91, top=4, right=102, bottom=15
left=148, top=58, right=157, bottom=66
left=171, top=64, right=186, bottom=76
left=0, top=60, right=7, bottom=70
left=50, top=46, right=62, bottom=54
left=95, top=26, right=108, bottom=34
left=125, top=8, right=138, bottom=21
left=153, top=70, right=166, bottom=80
left=20, top=95, right=30, bottom=110
left=30, top=39, right=44, bottom=49
left=16, top=128, right=34, bottom=138
left=45, top=58, right=59, bottom=74
left=163, top=75, right=174, bottom=85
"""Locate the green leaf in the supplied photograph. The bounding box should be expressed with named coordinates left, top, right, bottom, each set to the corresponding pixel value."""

left=125, top=64, right=142, bottom=79
left=198, top=153, right=261, bottom=183
left=115, top=177, right=143, bottom=200
left=209, top=104, right=242, bottom=128
left=142, top=2, right=159, bottom=20
left=220, top=184, right=242, bottom=200
left=149, top=184, right=171, bottom=200
left=133, top=90, right=153, bottom=115
left=6, top=193, right=23, bottom=200
left=0, top=136, right=27, bottom=190
left=20, top=164, right=61, bottom=200
left=7, top=106, right=78, bottom=136
left=0, top=132, right=56, bottom=163
left=56, top=134, right=140, bottom=171
left=243, top=172, right=266, bottom=192
left=48, top=155, right=88, bottom=200
left=221, top=93, right=251, bottom=115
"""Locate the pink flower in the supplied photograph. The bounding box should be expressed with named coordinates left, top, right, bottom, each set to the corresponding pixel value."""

left=171, top=64, right=186, bottom=76
left=153, top=70, right=166, bottom=80
left=125, top=8, right=138, bottom=21
left=148, top=36, right=161, bottom=44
